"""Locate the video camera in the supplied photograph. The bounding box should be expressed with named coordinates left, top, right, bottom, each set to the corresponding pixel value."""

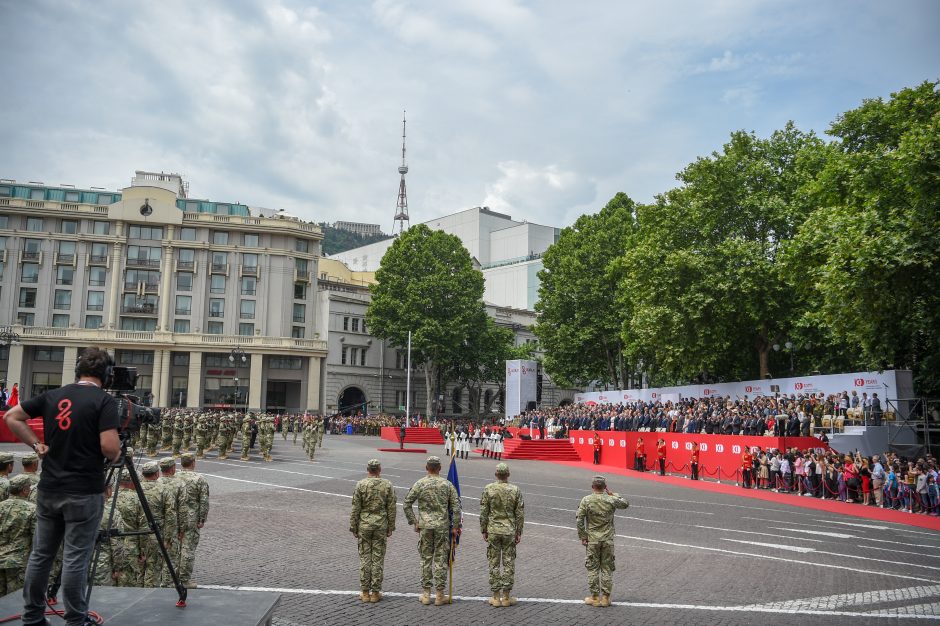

left=106, top=366, right=161, bottom=432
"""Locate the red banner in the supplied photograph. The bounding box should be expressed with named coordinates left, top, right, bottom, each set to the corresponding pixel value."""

left=0, top=413, right=45, bottom=444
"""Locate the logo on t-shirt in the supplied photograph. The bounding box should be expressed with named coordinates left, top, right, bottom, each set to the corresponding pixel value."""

left=56, top=398, right=73, bottom=430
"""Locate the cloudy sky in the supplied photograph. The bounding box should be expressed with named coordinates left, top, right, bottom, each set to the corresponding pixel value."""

left=1, top=1, right=937, bottom=229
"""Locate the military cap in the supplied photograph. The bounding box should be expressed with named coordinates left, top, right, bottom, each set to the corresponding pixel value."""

left=495, top=462, right=510, bottom=475
left=367, top=459, right=381, bottom=470
left=180, top=452, right=195, bottom=464
left=0, top=451, right=13, bottom=463
left=592, top=475, right=607, bottom=488
left=125, top=447, right=135, bottom=456
left=119, top=468, right=132, bottom=481
left=426, top=456, right=441, bottom=466
left=9, top=473, right=32, bottom=493
left=22, top=452, right=39, bottom=464
left=141, top=461, right=160, bottom=475
left=158, top=457, right=176, bottom=469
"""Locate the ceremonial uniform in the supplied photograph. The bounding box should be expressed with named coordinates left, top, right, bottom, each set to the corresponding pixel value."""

left=741, top=450, right=753, bottom=489
left=576, top=480, right=629, bottom=606
left=593, top=434, right=601, bottom=465
left=456, top=430, right=470, bottom=460
left=0, top=474, right=36, bottom=595
left=634, top=440, right=645, bottom=472
left=657, top=441, right=667, bottom=476
left=479, top=463, right=524, bottom=607
left=444, top=430, right=454, bottom=457
left=690, top=444, right=700, bottom=480
left=350, top=460, right=396, bottom=601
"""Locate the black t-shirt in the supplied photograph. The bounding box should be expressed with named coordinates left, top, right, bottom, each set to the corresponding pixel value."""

left=20, top=383, right=119, bottom=495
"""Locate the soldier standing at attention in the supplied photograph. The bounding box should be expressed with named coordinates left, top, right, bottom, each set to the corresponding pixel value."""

left=576, top=475, right=629, bottom=607
left=403, top=456, right=461, bottom=607
left=259, top=413, right=275, bottom=462
left=0, top=451, right=14, bottom=501
left=349, top=459, right=396, bottom=603
left=20, top=452, right=41, bottom=503
left=479, top=462, right=524, bottom=608
left=657, top=438, right=667, bottom=476
left=158, top=457, right=186, bottom=587
left=0, top=474, right=37, bottom=595
left=139, top=461, right=169, bottom=587
left=115, top=468, right=146, bottom=587
left=239, top=415, right=253, bottom=461
left=92, top=482, right=125, bottom=586
left=176, top=453, right=209, bottom=589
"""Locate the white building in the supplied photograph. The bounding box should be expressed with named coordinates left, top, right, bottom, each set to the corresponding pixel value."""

left=332, top=221, right=383, bottom=238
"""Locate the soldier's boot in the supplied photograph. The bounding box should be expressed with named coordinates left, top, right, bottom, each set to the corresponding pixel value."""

left=370, top=591, right=382, bottom=603
left=434, top=590, right=446, bottom=606
left=598, top=595, right=611, bottom=607
left=584, top=594, right=597, bottom=605
left=488, top=593, right=501, bottom=607
left=240, top=454, right=249, bottom=461
left=264, top=454, right=272, bottom=462
left=419, top=588, right=432, bottom=605
left=500, top=590, right=517, bottom=607
left=359, top=591, right=370, bottom=602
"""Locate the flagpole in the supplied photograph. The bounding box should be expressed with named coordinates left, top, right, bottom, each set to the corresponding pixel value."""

left=406, top=330, right=412, bottom=428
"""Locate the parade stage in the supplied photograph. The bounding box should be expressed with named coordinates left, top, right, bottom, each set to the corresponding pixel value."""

left=380, top=427, right=444, bottom=445
left=502, top=438, right=581, bottom=461
left=0, top=587, right=280, bottom=626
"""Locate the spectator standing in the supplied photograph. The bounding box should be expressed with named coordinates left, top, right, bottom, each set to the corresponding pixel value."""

left=779, top=454, right=791, bottom=493
left=871, top=457, right=886, bottom=508
left=859, top=458, right=872, bottom=506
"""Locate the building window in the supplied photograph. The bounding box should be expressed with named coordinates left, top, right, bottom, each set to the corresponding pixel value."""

left=241, top=252, right=258, bottom=269
left=212, top=231, right=228, bottom=245
left=291, top=326, right=305, bottom=338
left=0, top=186, right=10, bottom=197
left=343, top=316, right=349, bottom=331
left=240, top=300, right=255, bottom=319
left=177, top=272, right=193, bottom=292
left=240, top=276, right=256, bottom=295
left=0, top=215, right=6, bottom=229
left=29, top=189, right=44, bottom=200
left=124, top=269, right=160, bottom=289
left=17, top=312, right=34, bottom=326
left=362, top=319, right=366, bottom=334
left=243, top=233, right=259, bottom=247
left=64, top=191, right=80, bottom=202
left=349, top=348, right=359, bottom=367
left=175, top=295, right=192, bottom=315
left=121, top=293, right=157, bottom=313
left=20, top=263, right=39, bottom=284
left=292, top=303, right=305, bottom=323
left=127, top=245, right=161, bottom=265
left=177, top=248, right=196, bottom=269
left=96, top=194, right=112, bottom=205
left=210, top=275, right=226, bottom=294
left=238, top=323, right=254, bottom=336
left=88, top=266, right=107, bottom=286
left=270, top=357, right=302, bottom=369
left=90, top=242, right=109, bottom=263
left=179, top=227, right=197, bottom=241
left=209, top=298, right=224, bottom=317
left=352, top=318, right=359, bottom=333
left=93, top=221, right=110, bottom=235
left=23, top=239, right=41, bottom=255
left=185, top=201, right=200, bottom=212
left=32, top=372, right=62, bottom=396
left=18, top=288, right=37, bottom=308
left=360, top=349, right=367, bottom=366
left=26, top=217, right=43, bottom=231
left=35, top=347, right=65, bottom=361
left=171, top=377, right=188, bottom=405
left=84, top=315, right=102, bottom=329
left=207, top=321, right=223, bottom=334
left=294, top=283, right=306, bottom=300
left=174, top=319, right=191, bottom=333
left=295, top=238, right=309, bottom=253
left=117, top=350, right=154, bottom=365
left=341, top=346, right=347, bottom=365
left=54, top=290, right=71, bottom=310
left=55, top=265, right=74, bottom=285
left=60, top=220, right=78, bottom=234
left=86, top=291, right=105, bottom=311
left=52, top=314, right=70, bottom=328
left=129, top=225, right=164, bottom=240
left=211, top=251, right=227, bottom=272
left=295, top=258, right=308, bottom=274
left=172, top=353, right=190, bottom=366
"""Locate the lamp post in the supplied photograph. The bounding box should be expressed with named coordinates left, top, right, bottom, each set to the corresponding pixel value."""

left=772, top=340, right=795, bottom=375
left=229, top=347, right=247, bottom=412
left=0, top=326, right=21, bottom=390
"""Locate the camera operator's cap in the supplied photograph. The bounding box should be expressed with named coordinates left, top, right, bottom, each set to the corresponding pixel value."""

left=22, top=452, right=38, bottom=463
left=367, top=458, right=381, bottom=470
left=180, top=452, right=195, bottom=464
left=9, top=473, right=31, bottom=492
left=141, top=461, right=160, bottom=475
left=495, top=462, right=510, bottom=474
left=0, top=451, right=13, bottom=463
left=158, top=457, right=175, bottom=469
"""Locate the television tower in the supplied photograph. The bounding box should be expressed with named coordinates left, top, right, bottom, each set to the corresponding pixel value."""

left=392, top=111, right=410, bottom=235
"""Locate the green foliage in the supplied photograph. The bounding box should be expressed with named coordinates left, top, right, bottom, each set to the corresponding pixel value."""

left=319, top=223, right=391, bottom=256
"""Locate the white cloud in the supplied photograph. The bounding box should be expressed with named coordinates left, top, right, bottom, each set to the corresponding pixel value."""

left=483, top=161, right=596, bottom=222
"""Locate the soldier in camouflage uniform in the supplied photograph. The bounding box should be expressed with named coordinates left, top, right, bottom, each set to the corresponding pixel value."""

left=317, top=417, right=324, bottom=448
left=259, top=413, right=276, bottom=461
left=158, top=457, right=186, bottom=587
left=217, top=413, right=237, bottom=460
left=0, top=451, right=14, bottom=502
left=145, top=416, right=162, bottom=456
left=92, top=482, right=126, bottom=586
left=239, top=415, right=254, bottom=461
left=403, top=456, right=462, bottom=606
left=350, top=459, right=396, bottom=603
left=576, top=475, right=629, bottom=607
left=139, top=461, right=170, bottom=587
left=176, top=453, right=209, bottom=588
left=21, top=452, right=41, bottom=504
left=480, top=462, right=525, bottom=607
left=171, top=412, right=186, bottom=457
left=182, top=411, right=195, bottom=451
left=291, top=415, right=300, bottom=444
left=195, top=412, right=211, bottom=459
left=208, top=411, right=221, bottom=451
left=160, top=412, right=174, bottom=451
left=0, top=474, right=37, bottom=595
left=115, top=468, right=147, bottom=587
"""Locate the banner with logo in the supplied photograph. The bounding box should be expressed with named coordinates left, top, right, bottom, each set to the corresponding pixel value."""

left=573, top=370, right=912, bottom=406
left=505, top=359, right=538, bottom=419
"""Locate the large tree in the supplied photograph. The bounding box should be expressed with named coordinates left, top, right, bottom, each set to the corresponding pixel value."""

left=534, top=193, right=638, bottom=389
left=366, top=224, right=487, bottom=416
left=785, top=81, right=940, bottom=395
left=442, top=314, right=517, bottom=420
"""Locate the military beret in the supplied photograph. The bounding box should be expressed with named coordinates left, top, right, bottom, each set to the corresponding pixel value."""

left=141, top=461, right=160, bottom=475
left=22, top=452, right=39, bottom=463
left=158, top=457, right=176, bottom=469
left=426, top=456, right=441, bottom=466
left=180, top=452, right=195, bottom=464
left=9, top=474, right=32, bottom=492
left=0, top=452, right=14, bottom=463
left=367, top=459, right=381, bottom=470
left=495, top=462, right=510, bottom=474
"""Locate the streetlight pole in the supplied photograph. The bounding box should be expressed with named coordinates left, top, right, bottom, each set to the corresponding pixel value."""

left=0, top=326, right=21, bottom=391
left=229, top=347, right=247, bottom=413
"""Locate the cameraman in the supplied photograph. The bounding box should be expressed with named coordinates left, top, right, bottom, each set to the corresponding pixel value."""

left=3, top=347, right=120, bottom=626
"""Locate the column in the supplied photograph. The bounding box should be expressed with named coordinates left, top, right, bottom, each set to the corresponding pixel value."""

left=186, top=352, right=202, bottom=408
left=61, top=346, right=79, bottom=385
left=248, top=353, right=264, bottom=412
left=158, top=227, right=175, bottom=331
left=306, top=356, right=321, bottom=414
left=107, top=222, right=125, bottom=329
left=154, top=349, right=171, bottom=407
left=6, top=343, right=24, bottom=391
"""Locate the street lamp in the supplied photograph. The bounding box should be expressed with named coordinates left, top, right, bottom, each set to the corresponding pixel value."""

left=772, top=341, right=796, bottom=375
left=0, top=326, right=21, bottom=347
left=229, top=347, right=247, bottom=412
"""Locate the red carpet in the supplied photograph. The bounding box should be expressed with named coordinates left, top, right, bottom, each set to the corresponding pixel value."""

left=380, top=427, right=444, bottom=445
left=377, top=448, right=427, bottom=453
left=502, top=438, right=581, bottom=461
left=548, top=460, right=940, bottom=532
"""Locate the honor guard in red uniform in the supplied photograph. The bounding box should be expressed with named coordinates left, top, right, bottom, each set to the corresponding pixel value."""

left=635, top=438, right=646, bottom=472
left=741, top=449, right=753, bottom=488
left=593, top=432, right=601, bottom=465
left=690, top=443, right=700, bottom=480
left=656, top=439, right=667, bottom=476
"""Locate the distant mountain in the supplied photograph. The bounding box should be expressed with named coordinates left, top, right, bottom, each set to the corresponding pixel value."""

left=319, top=223, right=392, bottom=256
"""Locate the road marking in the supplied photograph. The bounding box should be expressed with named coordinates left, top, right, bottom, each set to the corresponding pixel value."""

left=771, top=527, right=855, bottom=538
left=720, top=539, right=816, bottom=553
left=818, top=520, right=890, bottom=530
left=200, top=585, right=940, bottom=619
left=862, top=545, right=940, bottom=559
left=200, top=473, right=352, bottom=499
left=692, top=524, right=825, bottom=543
left=741, top=585, right=940, bottom=612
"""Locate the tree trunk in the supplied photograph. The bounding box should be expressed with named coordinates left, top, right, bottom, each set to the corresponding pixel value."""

left=756, top=326, right=771, bottom=379
left=423, top=362, right=434, bottom=421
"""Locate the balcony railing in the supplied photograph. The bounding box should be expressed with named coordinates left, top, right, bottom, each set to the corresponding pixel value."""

left=20, top=275, right=39, bottom=284
left=22, top=251, right=41, bottom=261
left=86, top=304, right=104, bottom=311
left=89, top=255, right=109, bottom=265
left=211, top=263, right=229, bottom=275
left=294, top=269, right=310, bottom=283
left=55, top=253, right=75, bottom=265
left=177, top=260, right=195, bottom=270
left=126, top=257, right=161, bottom=268
left=208, top=310, right=224, bottom=318
left=175, top=308, right=192, bottom=316
left=240, top=313, right=255, bottom=320
left=240, top=265, right=258, bottom=277
left=121, top=303, right=157, bottom=315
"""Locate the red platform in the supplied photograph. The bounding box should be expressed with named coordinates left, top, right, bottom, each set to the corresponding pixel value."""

left=0, top=413, right=44, bottom=444
left=502, top=438, right=581, bottom=461
left=377, top=448, right=428, bottom=453
left=380, top=427, right=444, bottom=445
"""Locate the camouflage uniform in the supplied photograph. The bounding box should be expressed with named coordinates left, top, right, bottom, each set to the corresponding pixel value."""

left=176, top=454, right=210, bottom=587
left=403, top=458, right=461, bottom=603
left=217, top=413, right=236, bottom=459
left=139, top=463, right=171, bottom=587
left=239, top=416, right=253, bottom=461
left=317, top=418, right=324, bottom=448
left=480, top=464, right=524, bottom=605
left=21, top=454, right=41, bottom=504
left=0, top=450, right=13, bottom=502
left=158, top=458, right=186, bottom=586
left=259, top=414, right=275, bottom=461
left=145, top=417, right=162, bottom=456
left=93, top=494, right=126, bottom=586
left=576, top=479, right=629, bottom=605
left=115, top=472, right=147, bottom=587
left=350, top=461, right=396, bottom=599
left=172, top=413, right=185, bottom=456
left=195, top=413, right=211, bottom=459
left=182, top=412, right=195, bottom=451
left=0, top=474, right=37, bottom=595
left=160, top=414, right=174, bottom=451
left=292, top=416, right=300, bottom=444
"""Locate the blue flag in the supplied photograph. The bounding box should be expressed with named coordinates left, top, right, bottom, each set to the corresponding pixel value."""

left=447, top=455, right=461, bottom=549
